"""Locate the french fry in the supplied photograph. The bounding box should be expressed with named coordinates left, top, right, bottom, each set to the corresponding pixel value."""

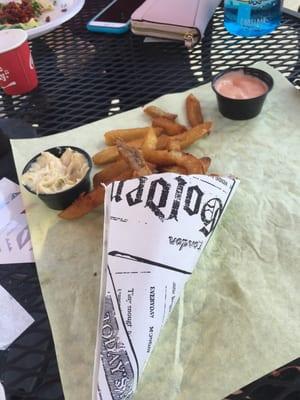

left=105, top=127, right=162, bottom=146
left=155, top=121, right=211, bottom=153
left=142, top=127, right=158, bottom=152
left=143, top=146, right=211, bottom=175
left=59, top=186, right=105, bottom=220
left=199, top=157, right=211, bottom=173
left=176, top=154, right=211, bottom=174
left=144, top=105, right=177, bottom=121
left=167, top=140, right=181, bottom=151
left=186, top=94, right=204, bottom=127
left=177, top=121, right=212, bottom=149
left=156, top=134, right=170, bottom=150
left=105, top=127, right=149, bottom=146
left=142, top=149, right=184, bottom=166
left=116, top=139, right=152, bottom=177
left=92, top=138, right=143, bottom=165
left=155, top=133, right=188, bottom=151
left=152, top=117, right=186, bottom=136
left=93, top=145, right=119, bottom=165
left=93, top=159, right=130, bottom=187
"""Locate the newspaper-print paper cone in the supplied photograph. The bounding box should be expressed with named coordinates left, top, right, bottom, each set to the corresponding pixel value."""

left=93, top=173, right=239, bottom=400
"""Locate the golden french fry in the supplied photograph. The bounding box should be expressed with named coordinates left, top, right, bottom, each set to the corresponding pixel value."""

left=167, top=140, right=181, bottom=151
left=93, top=159, right=130, bottom=187
left=177, top=121, right=212, bottom=149
left=144, top=105, right=177, bottom=121
left=199, top=157, right=211, bottom=174
left=186, top=94, right=204, bottom=127
left=105, top=127, right=162, bottom=146
left=154, top=132, right=191, bottom=151
left=105, top=127, right=149, bottom=146
left=93, top=138, right=143, bottom=165
left=93, top=145, right=119, bottom=165
left=142, top=149, right=183, bottom=166
left=142, top=127, right=158, bottom=152
left=177, top=154, right=211, bottom=174
left=158, top=122, right=211, bottom=153
left=143, top=145, right=211, bottom=174
left=59, top=186, right=105, bottom=220
left=156, top=134, right=170, bottom=150
left=152, top=117, right=186, bottom=136
left=116, top=139, right=152, bottom=177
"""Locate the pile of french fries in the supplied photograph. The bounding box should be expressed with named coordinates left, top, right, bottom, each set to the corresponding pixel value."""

left=59, top=94, right=212, bottom=220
